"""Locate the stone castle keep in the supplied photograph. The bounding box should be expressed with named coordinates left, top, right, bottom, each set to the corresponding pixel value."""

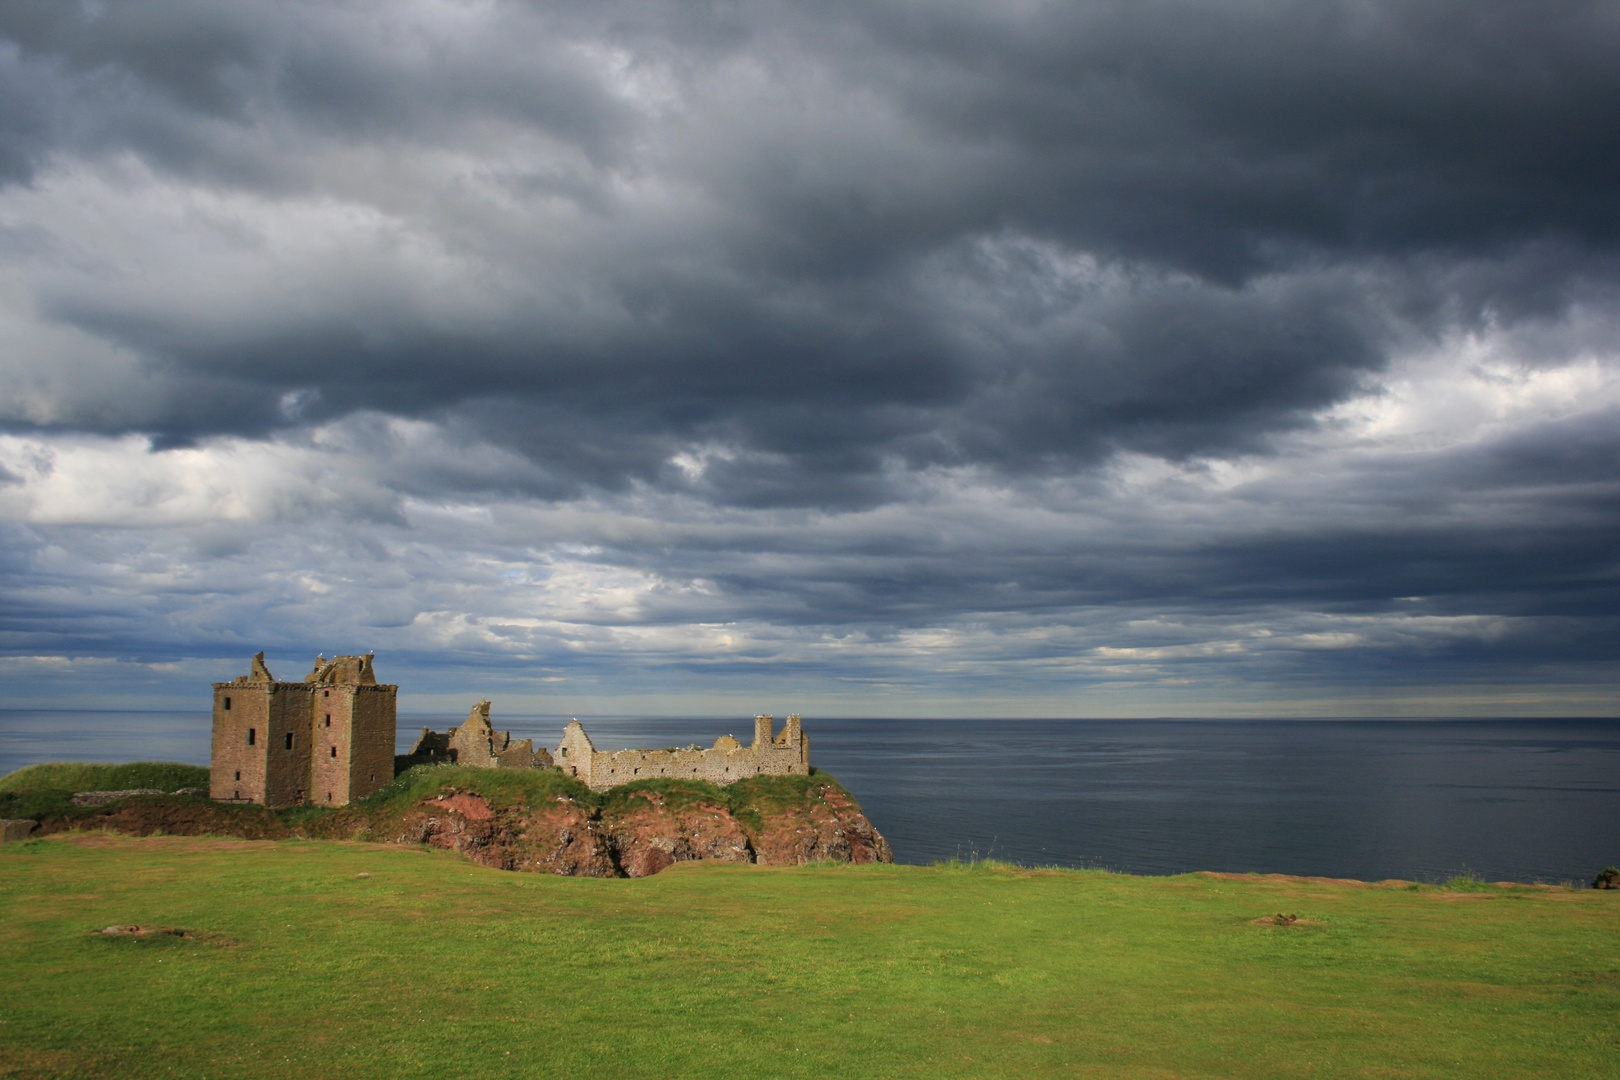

left=211, top=652, right=398, bottom=807
left=212, top=653, right=810, bottom=805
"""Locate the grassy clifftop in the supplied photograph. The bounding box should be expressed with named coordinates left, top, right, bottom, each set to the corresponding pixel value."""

left=1, top=833, right=1614, bottom=1079
left=0, top=762, right=210, bottom=821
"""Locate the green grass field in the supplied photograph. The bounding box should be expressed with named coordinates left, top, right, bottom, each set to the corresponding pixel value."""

left=1, top=833, right=1615, bottom=1079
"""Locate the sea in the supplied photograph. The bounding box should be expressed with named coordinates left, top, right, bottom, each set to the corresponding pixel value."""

left=3, top=711, right=1616, bottom=885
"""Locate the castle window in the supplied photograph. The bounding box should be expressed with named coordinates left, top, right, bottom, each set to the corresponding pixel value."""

left=223, top=697, right=231, bottom=711
left=326, top=792, right=332, bottom=802
left=285, top=732, right=294, bottom=750
left=330, top=746, right=337, bottom=758
left=324, top=690, right=329, bottom=697
left=247, top=728, right=256, bottom=746
left=234, top=790, right=239, bottom=799
left=234, top=771, right=241, bottom=781
left=325, top=715, right=331, bottom=727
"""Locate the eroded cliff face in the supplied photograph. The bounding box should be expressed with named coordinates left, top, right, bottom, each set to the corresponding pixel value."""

left=389, top=778, right=894, bottom=876
left=604, top=790, right=754, bottom=877
left=35, top=772, right=893, bottom=878
left=747, top=783, right=895, bottom=866
left=394, top=793, right=617, bottom=876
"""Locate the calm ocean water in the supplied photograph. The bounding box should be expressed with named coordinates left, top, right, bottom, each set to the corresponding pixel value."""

left=3, top=711, right=1615, bottom=884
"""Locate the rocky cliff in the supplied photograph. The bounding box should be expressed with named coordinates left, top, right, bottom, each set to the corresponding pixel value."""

left=29, top=768, right=893, bottom=877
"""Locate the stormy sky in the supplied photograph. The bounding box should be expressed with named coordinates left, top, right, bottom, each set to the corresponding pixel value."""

left=1, top=0, right=1617, bottom=716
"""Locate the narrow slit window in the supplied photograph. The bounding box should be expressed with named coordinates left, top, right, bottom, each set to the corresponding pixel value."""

left=223, top=697, right=231, bottom=711
left=325, top=715, right=331, bottom=727
left=330, top=746, right=337, bottom=758
left=234, top=770, right=241, bottom=781
left=247, top=727, right=256, bottom=746
left=285, top=732, right=294, bottom=750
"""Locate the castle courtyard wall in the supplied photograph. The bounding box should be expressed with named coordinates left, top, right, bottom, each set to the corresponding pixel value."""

left=559, top=716, right=810, bottom=792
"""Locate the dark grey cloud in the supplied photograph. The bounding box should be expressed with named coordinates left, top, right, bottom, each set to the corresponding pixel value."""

left=2, top=0, right=1616, bottom=491
left=1, top=0, right=1618, bottom=712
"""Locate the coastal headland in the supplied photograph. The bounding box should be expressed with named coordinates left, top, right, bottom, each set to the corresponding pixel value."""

left=1, top=761, right=892, bottom=877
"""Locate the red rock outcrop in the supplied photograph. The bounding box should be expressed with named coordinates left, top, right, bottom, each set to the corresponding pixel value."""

left=392, top=791, right=616, bottom=876
left=744, top=782, right=895, bottom=866
left=602, top=790, right=754, bottom=877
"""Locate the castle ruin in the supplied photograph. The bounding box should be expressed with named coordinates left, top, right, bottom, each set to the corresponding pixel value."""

left=211, top=652, right=397, bottom=807
left=555, top=714, right=809, bottom=792
left=404, top=700, right=554, bottom=770
left=211, top=652, right=810, bottom=802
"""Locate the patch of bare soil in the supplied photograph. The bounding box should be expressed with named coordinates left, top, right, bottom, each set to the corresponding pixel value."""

left=89, top=924, right=236, bottom=946
left=423, top=791, right=494, bottom=821
left=1250, top=913, right=1323, bottom=926
left=95, top=924, right=192, bottom=939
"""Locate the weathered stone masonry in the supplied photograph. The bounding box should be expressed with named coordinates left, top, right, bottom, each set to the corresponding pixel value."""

left=403, top=700, right=554, bottom=771
left=555, top=714, right=810, bottom=792
left=211, top=652, right=397, bottom=808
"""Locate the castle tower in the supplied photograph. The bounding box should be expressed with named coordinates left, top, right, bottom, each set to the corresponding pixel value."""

left=307, top=653, right=397, bottom=806
left=211, top=652, right=311, bottom=806
left=753, top=714, right=774, bottom=751
left=211, top=651, right=397, bottom=808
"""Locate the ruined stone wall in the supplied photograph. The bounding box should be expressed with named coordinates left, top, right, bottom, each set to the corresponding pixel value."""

left=561, top=716, right=811, bottom=793
left=589, top=744, right=758, bottom=788
left=210, top=684, right=269, bottom=803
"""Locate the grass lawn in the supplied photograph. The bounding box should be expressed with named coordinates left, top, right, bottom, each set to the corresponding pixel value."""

left=0, top=834, right=1615, bottom=1079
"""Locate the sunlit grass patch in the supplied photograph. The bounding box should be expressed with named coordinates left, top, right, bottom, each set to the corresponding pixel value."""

left=3, top=833, right=1612, bottom=1079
